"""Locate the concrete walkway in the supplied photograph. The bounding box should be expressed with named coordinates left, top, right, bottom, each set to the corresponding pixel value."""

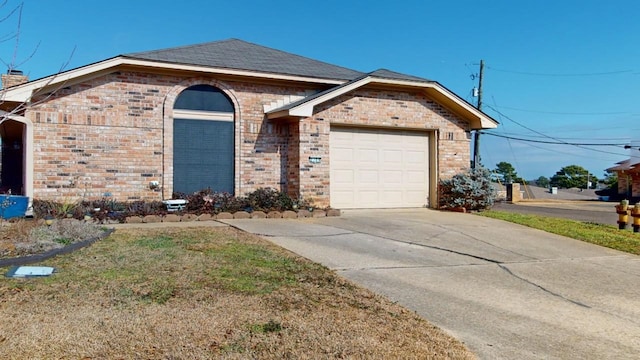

left=223, top=209, right=640, bottom=359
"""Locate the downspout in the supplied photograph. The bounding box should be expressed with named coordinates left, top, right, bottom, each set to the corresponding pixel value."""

left=161, top=94, right=167, bottom=200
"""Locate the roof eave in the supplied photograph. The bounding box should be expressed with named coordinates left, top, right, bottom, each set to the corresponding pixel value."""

left=268, top=77, right=499, bottom=130
left=2, top=56, right=348, bottom=103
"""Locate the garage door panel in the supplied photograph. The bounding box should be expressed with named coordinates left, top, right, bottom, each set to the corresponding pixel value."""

left=382, top=133, right=403, bottom=144
left=382, top=170, right=403, bottom=185
left=333, top=190, right=354, bottom=204
left=407, top=170, right=427, bottom=183
left=406, top=150, right=426, bottom=163
left=332, top=130, right=354, bottom=141
left=383, top=149, right=403, bottom=164
left=403, top=132, right=425, bottom=143
left=357, top=148, right=379, bottom=162
left=333, top=169, right=354, bottom=184
left=382, top=191, right=403, bottom=202
left=330, top=127, right=430, bottom=209
left=332, top=147, right=354, bottom=161
left=357, top=191, right=380, bottom=205
left=358, top=170, right=379, bottom=184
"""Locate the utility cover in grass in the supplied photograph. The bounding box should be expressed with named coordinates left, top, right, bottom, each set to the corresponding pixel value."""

left=5, top=266, right=55, bottom=278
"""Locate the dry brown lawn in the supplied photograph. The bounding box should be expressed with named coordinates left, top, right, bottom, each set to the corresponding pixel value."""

left=0, top=226, right=474, bottom=359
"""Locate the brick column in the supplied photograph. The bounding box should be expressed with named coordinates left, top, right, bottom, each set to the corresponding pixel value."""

left=297, top=117, right=330, bottom=207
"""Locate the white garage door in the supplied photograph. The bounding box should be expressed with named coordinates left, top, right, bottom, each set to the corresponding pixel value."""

left=330, top=127, right=429, bottom=209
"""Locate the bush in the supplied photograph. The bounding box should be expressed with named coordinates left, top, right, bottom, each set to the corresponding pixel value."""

left=173, top=189, right=249, bottom=214
left=173, top=187, right=302, bottom=214
left=32, top=187, right=308, bottom=221
left=439, top=167, right=496, bottom=211
left=33, top=198, right=137, bottom=223
left=246, top=187, right=296, bottom=212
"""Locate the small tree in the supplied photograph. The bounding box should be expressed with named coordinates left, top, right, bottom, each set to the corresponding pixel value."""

left=493, top=161, right=523, bottom=184
left=603, top=172, right=617, bottom=188
left=536, top=176, right=550, bottom=188
left=550, top=165, right=598, bottom=189
left=439, top=167, right=496, bottom=211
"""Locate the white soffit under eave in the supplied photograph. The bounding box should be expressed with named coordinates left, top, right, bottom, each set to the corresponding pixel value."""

left=1, top=57, right=346, bottom=103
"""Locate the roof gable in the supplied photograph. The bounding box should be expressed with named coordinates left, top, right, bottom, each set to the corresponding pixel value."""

left=125, top=38, right=364, bottom=81
left=266, top=71, right=498, bottom=130
left=367, top=69, right=432, bottom=83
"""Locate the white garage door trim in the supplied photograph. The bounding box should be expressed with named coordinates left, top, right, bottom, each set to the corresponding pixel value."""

left=330, top=126, right=430, bottom=209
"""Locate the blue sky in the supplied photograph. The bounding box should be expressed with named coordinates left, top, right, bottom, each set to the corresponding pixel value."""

left=7, top=0, right=640, bottom=181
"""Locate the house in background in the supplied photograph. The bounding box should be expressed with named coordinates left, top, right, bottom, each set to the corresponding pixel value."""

left=0, top=39, right=497, bottom=209
left=606, top=145, right=640, bottom=200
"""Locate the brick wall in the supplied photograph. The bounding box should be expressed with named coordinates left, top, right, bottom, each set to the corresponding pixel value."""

left=28, top=70, right=319, bottom=202
left=618, top=171, right=640, bottom=198
left=25, top=70, right=472, bottom=207
left=298, top=87, right=471, bottom=207
left=1, top=73, right=28, bottom=89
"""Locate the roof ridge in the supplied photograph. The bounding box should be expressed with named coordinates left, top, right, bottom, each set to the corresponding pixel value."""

left=368, top=68, right=432, bottom=82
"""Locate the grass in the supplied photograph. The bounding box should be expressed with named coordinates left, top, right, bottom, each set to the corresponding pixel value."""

left=0, top=219, right=106, bottom=258
left=0, top=226, right=474, bottom=359
left=479, top=210, right=640, bottom=255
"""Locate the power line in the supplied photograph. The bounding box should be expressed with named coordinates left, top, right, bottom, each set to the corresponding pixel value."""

left=484, top=103, right=631, bottom=158
left=491, top=104, right=627, bottom=116
left=480, top=132, right=628, bottom=146
left=494, top=131, right=631, bottom=141
left=487, top=103, right=624, bottom=164
left=486, top=66, right=633, bottom=77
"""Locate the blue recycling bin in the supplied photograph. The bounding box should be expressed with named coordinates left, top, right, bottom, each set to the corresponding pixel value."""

left=0, top=195, right=29, bottom=219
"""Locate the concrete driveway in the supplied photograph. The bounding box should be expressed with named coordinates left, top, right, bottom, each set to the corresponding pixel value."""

left=224, top=209, right=640, bottom=359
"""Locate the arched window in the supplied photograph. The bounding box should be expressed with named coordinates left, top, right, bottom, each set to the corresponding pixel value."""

left=173, top=85, right=235, bottom=194
left=174, top=84, right=234, bottom=112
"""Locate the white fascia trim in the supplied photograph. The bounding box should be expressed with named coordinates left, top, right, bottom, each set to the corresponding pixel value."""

left=288, top=76, right=374, bottom=117
left=173, top=109, right=234, bottom=121
left=1, top=57, right=346, bottom=103
left=124, top=58, right=346, bottom=85
left=424, top=82, right=498, bottom=129
left=282, top=76, right=498, bottom=129
left=2, top=57, right=127, bottom=102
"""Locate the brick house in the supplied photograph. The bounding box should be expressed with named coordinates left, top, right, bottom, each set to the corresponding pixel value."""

left=0, top=39, right=497, bottom=209
left=606, top=146, right=640, bottom=200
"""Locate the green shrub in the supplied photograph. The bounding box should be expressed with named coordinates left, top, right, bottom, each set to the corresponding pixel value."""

left=439, top=167, right=496, bottom=211
left=33, top=187, right=308, bottom=221
left=174, top=187, right=302, bottom=213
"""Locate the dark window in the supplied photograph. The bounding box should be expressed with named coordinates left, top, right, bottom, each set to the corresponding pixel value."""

left=173, top=85, right=235, bottom=194
left=174, top=85, right=234, bottom=112
left=173, top=119, right=234, bottom=194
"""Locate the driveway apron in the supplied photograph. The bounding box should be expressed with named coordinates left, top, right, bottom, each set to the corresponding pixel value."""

left=224, top=209, right=640, bottom=359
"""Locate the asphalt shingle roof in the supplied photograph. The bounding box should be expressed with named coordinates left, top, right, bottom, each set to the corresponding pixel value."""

left=266, top=69, right=434, bottom=114
left=125, top=38, right=365, bottom=81
left=367, top=69, right=432, bottom=83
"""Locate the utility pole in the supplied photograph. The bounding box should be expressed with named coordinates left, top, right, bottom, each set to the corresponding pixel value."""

left=472, top=60, right=484, bottom=169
